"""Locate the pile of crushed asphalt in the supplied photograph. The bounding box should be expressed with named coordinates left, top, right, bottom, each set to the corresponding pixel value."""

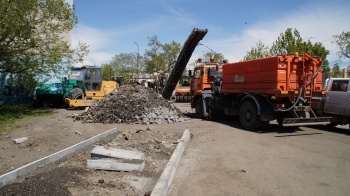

left=77, top=85, right=188, bottom=125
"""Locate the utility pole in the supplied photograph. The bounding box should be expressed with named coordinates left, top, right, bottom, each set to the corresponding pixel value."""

left=134, top=42, right=139, bottom=77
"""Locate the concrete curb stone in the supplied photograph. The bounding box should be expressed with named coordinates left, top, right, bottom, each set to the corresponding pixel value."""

left=151, top=129, right=191, bottom=196
left=0, top=128, right=117, bottom=188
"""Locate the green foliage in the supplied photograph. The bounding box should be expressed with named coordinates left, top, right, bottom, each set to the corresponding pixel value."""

left=333, top=31, right=350, bottom=59
left=270, top=29, right=329, bottom=65
left=110, top=53, right=137, bottom=82
left=243, top=40, right=270, bottom=60
left=331, top=63, right=343, bottom=78
left=101, top=63, right=114, bottom=80
left=0, top=103, right=53, bottom=134
left=144, top=36, right=181, bottom=73
left=163, top=41, right=181, bottom=70
left=310, top=42, right=330, bottom=73
left=243, top=28, right=330, bottom=73
left=270, top=28, right=304, bottom=55
left=202, top=52, right=226, bottom=63
left=0, top=0, right=89, bottom=95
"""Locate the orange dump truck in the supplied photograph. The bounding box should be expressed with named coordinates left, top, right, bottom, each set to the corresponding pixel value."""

left=190, top=52, right=331, bottom=130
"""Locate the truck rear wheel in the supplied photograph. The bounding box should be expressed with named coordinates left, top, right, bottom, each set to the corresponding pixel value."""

left=179, top=96, right=184, bottom=102
left=187, top=95, right=191, bottom=102
left=239, top=101, right=263, bottom=130
left=195, top=98, right=205, bottom=119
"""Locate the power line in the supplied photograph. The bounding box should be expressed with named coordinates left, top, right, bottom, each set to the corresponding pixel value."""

left=318, top=37, right=335, bottom=43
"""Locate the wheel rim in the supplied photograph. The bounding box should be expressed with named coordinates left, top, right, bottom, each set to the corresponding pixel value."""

left=245, top=110, right=252, bottom=122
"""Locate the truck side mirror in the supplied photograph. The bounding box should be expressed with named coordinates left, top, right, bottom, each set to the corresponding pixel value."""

left=189, top=70, right=192, bottom=78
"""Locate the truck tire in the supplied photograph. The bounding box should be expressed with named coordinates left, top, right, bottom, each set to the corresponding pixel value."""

left=187, top=95, right=191, bottom=102
left=69, top=88, right=84, bottom=100
left=195, top=98, right=205, bottom=118
left=277, top=119, right=283, bottom=127
left=239, top=101, right=263, bottom=130
left=179, top=96, right=184, bottom=102
left=208, top=108, right=219, bottom=121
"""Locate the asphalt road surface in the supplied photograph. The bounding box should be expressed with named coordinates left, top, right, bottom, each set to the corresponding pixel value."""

left=169, top=103, right=350, bottom=196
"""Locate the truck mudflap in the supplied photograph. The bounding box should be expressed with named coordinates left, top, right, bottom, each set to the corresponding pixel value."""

left=280, top=117, right=331, bottom=127
left=162, top=28, right=208, bottom=100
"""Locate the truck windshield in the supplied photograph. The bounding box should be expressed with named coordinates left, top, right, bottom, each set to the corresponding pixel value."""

left=194, top=69, right=201, bottom=79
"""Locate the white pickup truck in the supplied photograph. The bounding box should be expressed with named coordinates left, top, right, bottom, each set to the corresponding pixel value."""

left=318, top=78, right=350, bottom=126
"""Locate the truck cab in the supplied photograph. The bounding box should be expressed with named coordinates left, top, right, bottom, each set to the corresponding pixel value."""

left=190, top=62, right=221, bottom=118
left=78, top=66, right=103, bottom=91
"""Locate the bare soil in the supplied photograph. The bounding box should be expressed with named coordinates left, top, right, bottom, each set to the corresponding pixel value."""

left=1, top=102, right=349, bottom=196
left=0, top=107, right=189, bottom=195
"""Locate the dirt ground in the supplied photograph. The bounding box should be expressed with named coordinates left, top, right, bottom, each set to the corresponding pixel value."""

left=1, top=103, right=350, bottom=196
left=0, top=107, right=188, bottom=195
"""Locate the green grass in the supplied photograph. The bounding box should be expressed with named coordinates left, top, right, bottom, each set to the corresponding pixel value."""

left=0, top=103, right=53, bottom=134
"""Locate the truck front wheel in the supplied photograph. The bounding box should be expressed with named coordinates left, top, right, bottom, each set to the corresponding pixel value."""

left=195, top=98, right=205, bottom=119
left=239, top=101, right=262, bottom=130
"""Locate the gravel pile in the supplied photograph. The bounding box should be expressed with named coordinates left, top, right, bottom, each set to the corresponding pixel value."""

left=78, top=85, right=188, bottom=124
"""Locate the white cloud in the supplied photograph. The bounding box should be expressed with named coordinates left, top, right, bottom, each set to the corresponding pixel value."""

left=202, top=3, right=350, bottom=67
left=168, top=7, right=196, bottom=25
left=72, top=24, right=118, bottom=65
left=73, top=2, right=350, bottom=70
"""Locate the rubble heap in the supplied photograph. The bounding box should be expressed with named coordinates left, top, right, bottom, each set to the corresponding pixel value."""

left=78, top=85, right=188, bottom=125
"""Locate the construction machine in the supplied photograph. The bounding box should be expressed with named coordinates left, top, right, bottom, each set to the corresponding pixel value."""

left=64, top=66, right=117, bottom=108
left=159, top=28, right=208, bottom=100
left=174, top=75, right=191, bottom=102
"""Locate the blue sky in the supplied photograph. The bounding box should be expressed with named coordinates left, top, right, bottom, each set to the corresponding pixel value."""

left=72, top=0, right=350, bottom=69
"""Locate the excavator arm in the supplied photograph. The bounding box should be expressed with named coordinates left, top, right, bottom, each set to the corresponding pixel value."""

left=161, top=28, right=208, bottom=99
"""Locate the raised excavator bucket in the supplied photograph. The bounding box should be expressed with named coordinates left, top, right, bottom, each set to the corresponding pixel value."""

left=161, top=28, right=208, bottom=100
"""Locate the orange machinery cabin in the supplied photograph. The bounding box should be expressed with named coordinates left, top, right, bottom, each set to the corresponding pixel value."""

left=220, top=52, right=324, bottom=102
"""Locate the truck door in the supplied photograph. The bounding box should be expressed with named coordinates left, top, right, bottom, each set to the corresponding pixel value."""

left=324, top=79, right=350, bottom=116
left=190, top=68, right=202, bottom=96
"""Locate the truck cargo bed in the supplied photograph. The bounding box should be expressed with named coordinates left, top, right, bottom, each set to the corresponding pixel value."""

left=220, top=54, right=323, bottom=98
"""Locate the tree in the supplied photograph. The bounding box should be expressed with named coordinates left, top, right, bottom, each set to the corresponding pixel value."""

left=202, top=52, right=225, bottom=63
left=310, top=42, right=330, bottom=73
left=144, top=36, right=165, bottom=73
left=0, top=0, right=88, bottom=94
left=269, top=28, right=330, bottom=73
left=333, top=31, right=350, bottom=59
left=101, top=63, right=114, bottom=80
left=243, top=40, right=270, bottom=60
left=331, top=63, right=343, bottom=78
left=163, top=41, right=181, bottom=71
left=110, top=53, right=137, bottom=81
left=144, top=36, right=181, bottom=73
